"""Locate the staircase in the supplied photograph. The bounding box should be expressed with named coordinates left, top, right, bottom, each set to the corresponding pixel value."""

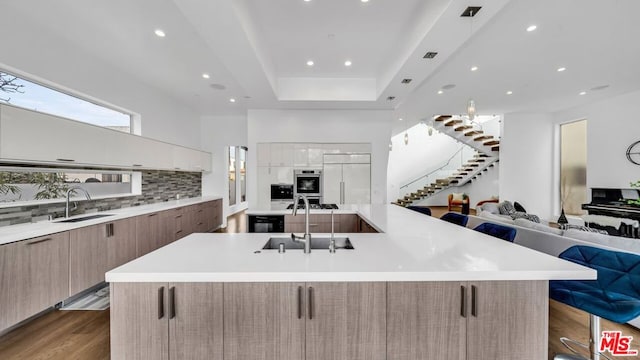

left=394, top=115, right=500, bottom=207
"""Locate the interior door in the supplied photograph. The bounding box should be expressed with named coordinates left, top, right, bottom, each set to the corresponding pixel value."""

left=342, top=163, right=370, bottom=204
left=322, top=163, right=343, bottom=204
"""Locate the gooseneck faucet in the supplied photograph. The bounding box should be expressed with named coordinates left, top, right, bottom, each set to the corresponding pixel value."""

left=65, top=186, right=91, bottom=218
left=291, top=194, right=312, bottom=254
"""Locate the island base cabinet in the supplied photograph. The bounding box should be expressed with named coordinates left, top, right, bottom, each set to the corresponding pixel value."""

left=387, top=282, right=466, bottom=360
left=110, top=282, right=223, bottom=360
left=306, top=282, right=386, bottom=360
left=466, top=281, right=548, bottom=360
left=223, top=283, right=305, bottom=360
left=387, top=281, right=548, bottom=360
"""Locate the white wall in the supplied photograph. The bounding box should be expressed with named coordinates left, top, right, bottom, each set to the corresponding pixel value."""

left=201, top=115, right=248, bottom=226
left=554, top=90, right=640, bottom=193
left=500, top=113, right=555, bottom=219
left=0, top=21, right=201, bottom=149
left=247, top=109, right=392, bottom=208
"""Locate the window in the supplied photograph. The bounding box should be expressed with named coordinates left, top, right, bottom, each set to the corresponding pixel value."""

left=229, top=146, right=236, bottom=206
left=0, top=71, right=131, bottom=132
left=560, top=120, right=587, bottom=215
left=0, top=167, right=135, bottom=206
left=228, top=146, right=248, bottom=207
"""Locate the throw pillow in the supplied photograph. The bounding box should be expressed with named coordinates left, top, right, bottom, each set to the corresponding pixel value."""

left=563, top=228, right=612, bottom=243
left=481, top=202, right=501, bottom=214
left=478, top=211, right=516, bottom=224
left=510, top=212, right=540, bottom=223
left=498, top=201, right=516, bottom=215
left=561, top=224, right=609, bottom=234
left=514, top=201, right=527, bottom=213
left=452, top=193, right=465, bottom=201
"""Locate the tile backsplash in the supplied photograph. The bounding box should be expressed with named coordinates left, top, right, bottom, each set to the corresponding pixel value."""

left=0, top=170, right=202, bottom=227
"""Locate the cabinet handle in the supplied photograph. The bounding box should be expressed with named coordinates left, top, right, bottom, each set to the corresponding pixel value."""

left=111, top=223, right=115, bottom=237
left=106, top=223, right=114, bottom=237
left=309, top=224, right=319, bottom=227
left=149, top=213, right=158, bottom=217
left=297, top=286, right=303, bottom=319
left=56, top=158, right=75, bottom=162
left=26, top=237, right=52, bottom=246
left=460, top=285, right=467, bottom=318
left=197, top=222, right=204, bottom=226
left=169, top=287, right=176, bottom=319
left=176, top=215, right=182, bottom=219
left=471, top=285, right=478, bottom=317
left=158, top=287, right=165, bottom=319
left=132, top=164, right=143, bottom=167
left=308, top=287, right=314, bottom=320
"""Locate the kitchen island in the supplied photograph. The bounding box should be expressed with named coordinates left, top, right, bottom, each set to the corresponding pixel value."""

left=106, top=204, right=595, bottom=360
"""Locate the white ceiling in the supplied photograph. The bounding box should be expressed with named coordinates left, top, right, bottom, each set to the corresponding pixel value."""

left=2, top=0, right=640, bottom=127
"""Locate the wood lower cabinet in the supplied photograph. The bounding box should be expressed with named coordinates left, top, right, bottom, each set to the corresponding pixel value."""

left=223, top=283, right=305, bottom=360
left=0, top=232, right=69, bottom=331
left=106, top=218, right=137, bottom=270
left=223, top=282, right=385, bottom=360
left=204, top=199, right=222, bottom=232
left=136, top=212, right=171, bottom=256
left=387, top=281, right=548, bottom=360
left=110, top=282, right=223, bottom=360
left=284, top=214, right=371, bottom=233
left=306, top=282, right=386, bottom=360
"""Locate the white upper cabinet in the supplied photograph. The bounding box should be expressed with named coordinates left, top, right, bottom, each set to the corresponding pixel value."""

left=0, top=104, right=211, bottom=172
left=270, top=143, right=293, bottom=167
left=307, top=144, right=324, bottom=167
left=257, top=143, right=271, bottom=167
left=293, top=144, right=309, bottom=167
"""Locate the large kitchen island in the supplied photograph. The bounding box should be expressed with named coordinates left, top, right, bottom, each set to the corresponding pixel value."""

left=106, top=205, right=595, bottom=360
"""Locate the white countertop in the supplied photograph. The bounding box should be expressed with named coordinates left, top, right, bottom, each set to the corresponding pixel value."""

left=106, top=204, right=596, bottom=283
left=0, top=196, right=222, bottom=246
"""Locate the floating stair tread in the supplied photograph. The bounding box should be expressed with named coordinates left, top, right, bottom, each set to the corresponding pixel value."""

left=474, top=135, right=494, bottom=141
left=484, top=140, right=500, bottom=146
left=444, top=120, right=463, bottom=126
left=464, top=130, right=483, bottom=137
left=434, top=115, right=453, bottom=122
left=491, top=146, right=500, bottom=151
left=454, top=125, right=474, bottom=132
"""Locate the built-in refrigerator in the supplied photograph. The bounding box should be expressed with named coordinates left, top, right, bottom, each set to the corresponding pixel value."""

left=323, top=153, right=371, bottom=205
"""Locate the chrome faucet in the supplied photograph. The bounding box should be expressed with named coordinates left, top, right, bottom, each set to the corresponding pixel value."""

left=65, top=186, right=91, bottom=218
left=291, top=194, right=312, bottom=254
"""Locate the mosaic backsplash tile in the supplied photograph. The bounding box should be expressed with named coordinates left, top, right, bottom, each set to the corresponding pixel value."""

left=0, top=170, right=201, bottom=227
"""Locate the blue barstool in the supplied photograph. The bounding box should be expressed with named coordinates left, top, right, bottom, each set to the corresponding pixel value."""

left=550, top=245, right=640, bottom=360
left=473, top=222, right=517, bottom=242
left=407, top=206, right=432, bottom=216
left=440, top=212, right=468, bottom=227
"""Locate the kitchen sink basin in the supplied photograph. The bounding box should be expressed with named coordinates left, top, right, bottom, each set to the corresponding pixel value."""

left=262, top=236, right=354, bottom=251
left=55, top=214, right=115, bottom=223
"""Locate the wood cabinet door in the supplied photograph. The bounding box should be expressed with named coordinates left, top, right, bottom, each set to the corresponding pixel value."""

left=387, top=282, right=466, bottom=360
left=107, top=218, right=137, bottom=271
left=69, top=225, right=107, bottom=295
left=169, top=283, right=224, bottom=360
left=305, top=282, right=386, bottom=360
left=110, top=282, right=169, bottom=360
left=136, top=212, right=167, bottom=256
left=223, top=283, right=305, bottom=360
left=466, top=281, right=548, bottom=360
left=337, top=214, right=358, bottom=233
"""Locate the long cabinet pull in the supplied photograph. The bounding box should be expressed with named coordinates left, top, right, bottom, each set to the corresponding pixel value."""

left=460, top=285, right=467, bottom=318
left=56, top=158, right=75, bottom=162
left=297, top=286, right=303, bottom=319
left=471, top=285, right=478, bottom=317
left=26, top=238, right=52, bottom=246
left=158, top=287, right=165, bottom=319
left=169, top=287, right=176, bottom=319
left=308, top=287, right=314, bottom=320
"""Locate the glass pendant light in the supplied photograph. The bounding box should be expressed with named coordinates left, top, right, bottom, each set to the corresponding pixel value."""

left=389, top=140, right=393, bottom=151
left=404, top=131, right=409, bottom=145
left=428, top=126, right=434, bottom=136
left=467, top=99, right=476, bottom=121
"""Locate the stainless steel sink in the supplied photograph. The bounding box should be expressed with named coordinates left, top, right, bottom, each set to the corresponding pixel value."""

left=55, top=214, right=115, bottom=223
left=262, top=236, right=354, bottom=251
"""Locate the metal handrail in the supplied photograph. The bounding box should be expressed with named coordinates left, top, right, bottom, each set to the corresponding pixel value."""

left=400, top=146, right=465, bottom=189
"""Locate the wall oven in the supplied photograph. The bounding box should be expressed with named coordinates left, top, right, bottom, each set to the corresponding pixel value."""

left=294, top=170, right=322, bottom=200
left=270, top=184, right=293, bottom=210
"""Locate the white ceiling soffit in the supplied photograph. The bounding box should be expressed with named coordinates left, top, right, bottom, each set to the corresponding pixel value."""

left=393, top=0, right=640, bottom=134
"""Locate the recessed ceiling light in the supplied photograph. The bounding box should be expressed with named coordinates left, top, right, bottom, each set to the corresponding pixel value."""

left=202, top=73, right=210, bottom=79
left=470, top=66, right=478, bottom=71
left=229, top=98, right=236, bottom=103
left=306, top=60, right=314, bottom=67
left=398, top=118, right=403, bottom=121
left=526, top=25, right=537, bottom=32
left=437, top=90, right=444, bottom=95
left=344, top=60, right=352, bottom=67
left=557, top=67, right=567, bottom=72
left=154, top=29, right=166, bottom=37
left=361, top=0, right=370, bottom=2
left=579, top=91, right=587, bottom=95
left=506, top=91, right=513, bottom=95
left=304, top=0, right=311, bottom=2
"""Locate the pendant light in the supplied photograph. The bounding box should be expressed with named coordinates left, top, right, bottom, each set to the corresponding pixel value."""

left=428, top=126, right=434, bottom=136
left=404, top=131, right=409, bottom=145
left=467, top=99, right=476, bottom=121
left=389, top=140, right=393, bottom=151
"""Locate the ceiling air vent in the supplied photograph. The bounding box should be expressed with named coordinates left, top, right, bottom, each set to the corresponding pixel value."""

left=460, top=6, right=481, bottom=17
left=423, top=52, right=438, bottom=59
left=387, top=96, right=396, bottom=101
left=401, top=79, right=412, bottom=84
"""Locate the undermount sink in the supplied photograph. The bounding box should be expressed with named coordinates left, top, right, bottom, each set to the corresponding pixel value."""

left=55, top=214, right=115, bottom=223
left=261, top=236, right=354, bottom=251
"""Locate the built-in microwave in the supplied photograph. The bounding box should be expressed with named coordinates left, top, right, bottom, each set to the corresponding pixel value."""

left=294, top=169, right=322, bottom=200
left=270, top=184, right=294, bottom=201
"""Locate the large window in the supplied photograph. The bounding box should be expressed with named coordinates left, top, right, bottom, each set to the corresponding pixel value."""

left=560, top=120, right=587, bottom=215
left=0, top=71, right=131, bottom=132
left=228, top=146, right=248, bottom=207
